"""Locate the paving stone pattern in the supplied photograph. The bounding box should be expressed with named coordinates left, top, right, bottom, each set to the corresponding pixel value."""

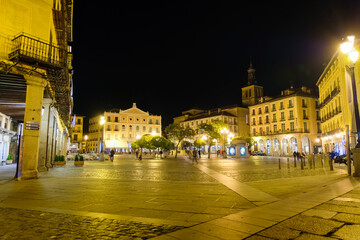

left=0, top=207, right=184, bottom=240
left=247, top=188, right=360, bottom=239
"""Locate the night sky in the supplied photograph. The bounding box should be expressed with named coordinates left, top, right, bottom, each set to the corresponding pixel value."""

left=72, top=1, right=360, bottom=130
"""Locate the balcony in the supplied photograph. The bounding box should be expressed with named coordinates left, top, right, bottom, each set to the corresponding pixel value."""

left=8, top=33, right=67, bottom=69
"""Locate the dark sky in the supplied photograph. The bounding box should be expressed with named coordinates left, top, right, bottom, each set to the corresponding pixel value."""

left=72, top=1, right=360, bottom=130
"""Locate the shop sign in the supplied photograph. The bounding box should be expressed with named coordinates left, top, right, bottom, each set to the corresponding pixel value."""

left=25, top=121, right=40, bottom=130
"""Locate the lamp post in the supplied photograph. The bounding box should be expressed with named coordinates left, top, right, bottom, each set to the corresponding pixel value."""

left=220, top=128, right=229, bottom=158
left=84, top=135, right=88, bottom=153
left=99, top=116, right=105, bottom=161
left=341, top=36, right=360, bottom=176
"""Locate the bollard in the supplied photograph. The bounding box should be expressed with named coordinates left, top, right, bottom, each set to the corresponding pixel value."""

left=330, top=157, right=334, bottom=171
left=308, top=155, right=313, bottom=169
left=301, top=157, right=304, bottom=170
left=287, top=158, right=290, bottom=168
left=294, top=157, right=297, bottom=168
left=279, top=158, right=281, bottom=170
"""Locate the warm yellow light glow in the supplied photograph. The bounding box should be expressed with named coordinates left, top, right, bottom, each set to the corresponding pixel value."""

left=228, top=133, right=234, bottom=138
left=341, top=35, right=358, bottom=63
left=220, top=128, right=228, bottom=134
left=84, top=135, right=88, bottom=141
left=151, top=130, right=156, bottom=136
left=202, top=135, right=207, bottom=141
left=349, top=50, right=359, bottom=63
left=315, top=138, right=320, bottom=143
left=100, top=116, right=105, bottom=125
left=341, top=41, right=353, bottom=54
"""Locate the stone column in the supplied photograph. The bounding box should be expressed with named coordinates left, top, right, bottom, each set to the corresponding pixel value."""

left=21, top=76, right=47, bottom=179
left=353, top=148, right=360, bottom=177
left=38, top=98, right=52, bottom=172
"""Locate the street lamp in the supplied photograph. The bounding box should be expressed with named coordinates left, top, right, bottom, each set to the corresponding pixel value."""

left=84, top=135, right=88, bottom=153
left=341, top=36, right=360, bottom=176
left=99, top=116, right=105, bottom=161
left=220, top=128, right=229, bottom=158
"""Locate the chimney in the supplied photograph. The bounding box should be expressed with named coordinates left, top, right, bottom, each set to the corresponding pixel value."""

left=133, top=103, right=137, bottom=108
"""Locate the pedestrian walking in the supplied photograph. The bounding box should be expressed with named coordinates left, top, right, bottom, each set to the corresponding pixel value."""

left=198, top=149, right=201, bottom=159
left=138, top=150, right=142, bottom=160
left=110, top=149, right=115, bottom=162
left=293, top=151, right=297, bottom=162
left=192, top=149, right=198, bottom=164
left=135, top=150, right=139, bottom=159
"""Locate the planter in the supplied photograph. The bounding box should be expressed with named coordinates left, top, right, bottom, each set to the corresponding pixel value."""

left=54, top=161, right=66, bottom=166
left=74, top=161, right=84, bottom=166
left=6, top=159, right=12, bottom=165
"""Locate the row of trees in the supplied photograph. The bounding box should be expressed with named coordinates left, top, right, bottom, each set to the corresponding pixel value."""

left=165, top=120, right=227, bottom=158
left=131, top=120, right=253, bottom=159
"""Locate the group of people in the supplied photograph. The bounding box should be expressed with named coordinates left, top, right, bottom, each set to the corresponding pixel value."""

left=293, top=151, right=306, bottom=161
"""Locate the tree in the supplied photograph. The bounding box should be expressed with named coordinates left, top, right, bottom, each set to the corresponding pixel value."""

left=194, top=139, right=206, bottom=149
left=132, top=134, right=154, bottom=151
left=198, top=120, right=227, bottom=159
left=150, top=136, right=173, bottom=151
left=164, top=123, right=195, bottom=158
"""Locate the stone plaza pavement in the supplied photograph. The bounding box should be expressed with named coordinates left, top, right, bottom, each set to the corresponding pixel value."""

left=0, top=155, right=360, bottom=239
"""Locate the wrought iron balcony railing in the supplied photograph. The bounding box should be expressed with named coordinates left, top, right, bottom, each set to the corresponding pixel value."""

left=8, top=33, right=67, bottom=69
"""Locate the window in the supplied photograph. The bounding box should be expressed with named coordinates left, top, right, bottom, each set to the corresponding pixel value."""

left=280, top=102, right=284, bottom=109
left=156, top=119, right=159, bottom=124
left=288, top=99, right=293, bottom=108
left=115, top=125, right=119, bottom=131
left=122, top=125, right=125, bottom=131
left=149, top=119, right=153, bottom=124
left=258, top=108, right=262, bottom=114
left=107, top=116, right=111, bottom=122
left=289, top=110, right=294, bottom=120
left=281, top=123, right=285, bottom=132
left=129, top=125, right=132, bottom=131
left=265, top=115, right=269, bottom=123
left=304, top=122, right=308, bottom=132
left=290, top=122, right=294, bottom=132
left=303, top=110, right=308, bottom=119
left=273, top=113, right=277, bottom=122
left=136, top=126, right=139, bottom=131
left=266, top=126, right=270, bottom=134
left=73, top=134, right=78, bottom=141
left=280, top=112, right=285, bottom=121
left=253, top=128, right=256, bottom=135
left=115, top=117, right=118, bottom=122
left=302, top=99, right=307, bottom=107
left=258, top=116, right=262, bottom=124
left=143, top=126, right=146, bottom=131
left=273, top=124, right=277, bottom=132
left=252, top=118, right=256, bottom=125
left=246, top=114, right=249, bottom=124
left=272, top=103, right=276, bottom=111
left=252, top=109, right=255, bottom=115
left=77, top=119, right=81, bottom=124
left=265, top=106, right=269, bottom=113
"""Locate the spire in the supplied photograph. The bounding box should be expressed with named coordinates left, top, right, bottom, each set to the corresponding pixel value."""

left=247, top=57, right=257, bottom=85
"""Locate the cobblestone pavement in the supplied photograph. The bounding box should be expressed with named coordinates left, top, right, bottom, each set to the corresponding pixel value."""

left=0, top=207, right=184, bottom=240
left=247, top=185, right=360, bottom=239
left=0, top=155, right=355, bottom=239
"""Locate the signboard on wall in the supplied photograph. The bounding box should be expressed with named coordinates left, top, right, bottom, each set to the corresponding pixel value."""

left=240, top=146, right=246, bottom=156
left=25, top=121, right=40, bottom=130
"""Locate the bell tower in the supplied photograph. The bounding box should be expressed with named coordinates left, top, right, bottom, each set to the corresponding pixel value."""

left=242, top=59, right=263, bottom=106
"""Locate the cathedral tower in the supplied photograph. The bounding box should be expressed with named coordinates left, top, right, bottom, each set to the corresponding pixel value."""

left=241, top=60, right=263, bottom=106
